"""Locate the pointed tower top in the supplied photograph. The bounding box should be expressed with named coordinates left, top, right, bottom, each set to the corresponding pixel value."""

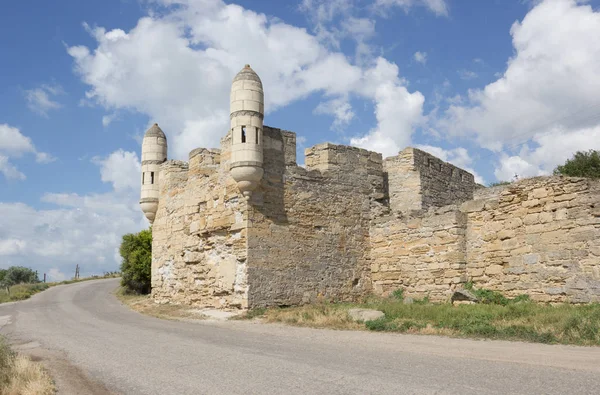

left=233, top=64, right=262, bottom=86
left=144, top=123, right=166, bottom=139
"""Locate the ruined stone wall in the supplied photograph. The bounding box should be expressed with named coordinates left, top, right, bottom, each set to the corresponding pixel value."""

left=385, top=148, right=476, bottom=214
left=463, top=176, right=600, bottom=303
left=152, top=141, right=250, bottom=309
left=370, top=206, right=467, bottom=301
left=246, top=138, right=384, bottom=307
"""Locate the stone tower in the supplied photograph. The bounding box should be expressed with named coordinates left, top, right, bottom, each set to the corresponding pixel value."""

left=140, top=123, right=167, bottom=223
left=229, top=64, right=264, bottom=198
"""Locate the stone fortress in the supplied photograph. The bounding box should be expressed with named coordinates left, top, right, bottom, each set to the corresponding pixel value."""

left=140, top=65, right=600, bottom=309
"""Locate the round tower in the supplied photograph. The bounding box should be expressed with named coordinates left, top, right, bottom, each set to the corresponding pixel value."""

left=229, top=64, right=264, bottom=199
left=140, top=123, right=168, bottom=223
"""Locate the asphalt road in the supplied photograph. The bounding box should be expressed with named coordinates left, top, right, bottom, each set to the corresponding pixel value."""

left=1, top=279, right=600, bottom=394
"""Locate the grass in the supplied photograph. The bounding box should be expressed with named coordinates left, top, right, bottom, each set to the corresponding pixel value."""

left=0, top=337, right=55, bottom=395
left=115, top=288, right=207, bottom=321
left=0, top=284, right=50, bottom=304
left=241, top=294, right=600, bottom=346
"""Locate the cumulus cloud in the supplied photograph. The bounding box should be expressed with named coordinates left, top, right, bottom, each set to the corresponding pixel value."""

left=351, top=59, right=425, bottom=157
left=0, top=156, right=26, bottom=180
left=102, top=113, right=119, bottom=127
left=67, top=0, right=426, bottom=159
left=314, top=97, right=355, bottom=130
left=92, top=149, right=141, bottom=192
left=0, top=149, right=144, bottom=276
left=414, top=51, right=427, bottom=64
left=438, top=0, right=600, bottom=179
left=24, top=84, right=64, bottom=117
left=0, top=124, right=54, bottom=180
left=374, top=0, right=449, bottom=16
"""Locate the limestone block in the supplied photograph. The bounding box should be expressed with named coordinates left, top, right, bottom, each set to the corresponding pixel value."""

left=348, top=309, right=385, bottom=322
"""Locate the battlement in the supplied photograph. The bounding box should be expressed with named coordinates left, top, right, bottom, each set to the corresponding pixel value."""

left=385, top=147, right=476, bottom=214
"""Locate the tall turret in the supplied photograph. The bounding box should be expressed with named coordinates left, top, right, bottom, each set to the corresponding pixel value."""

left=229, top=64, right=264, bottom=199
left=140, top=123, right=167, bottom=223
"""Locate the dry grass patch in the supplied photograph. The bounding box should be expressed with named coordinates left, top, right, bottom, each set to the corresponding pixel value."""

left=115, top=288, right=206, bottom=321
left=0, top=284, right=50, bottom=304
left=0, top=337, right=55, bottom=395
left=241, top=296, right=600, bottom=346
left=239, top=304, right=364, bottom=330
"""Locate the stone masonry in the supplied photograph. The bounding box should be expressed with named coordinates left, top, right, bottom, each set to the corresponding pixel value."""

left=146, top=66, right=599, bottom=308
left=149, top=123, right=600, bottom=308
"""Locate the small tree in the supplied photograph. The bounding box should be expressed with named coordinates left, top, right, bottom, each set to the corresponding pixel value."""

left=120, top=228, right=152, bottom=294
left=0, top=266, right=38, bottom=294
left=554, top=150, right=600, bottom=179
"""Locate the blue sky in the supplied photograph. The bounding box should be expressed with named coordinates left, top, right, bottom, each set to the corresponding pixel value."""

left=1, top=0, right=600, bottom=279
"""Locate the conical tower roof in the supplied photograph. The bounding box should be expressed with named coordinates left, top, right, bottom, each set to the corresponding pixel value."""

left=144, top=123, right=166, bottom=139
left=232, top=64, right=262, bottom=87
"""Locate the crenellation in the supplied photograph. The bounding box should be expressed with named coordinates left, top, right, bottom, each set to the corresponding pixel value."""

left=146, top=65, right=600, bottom=310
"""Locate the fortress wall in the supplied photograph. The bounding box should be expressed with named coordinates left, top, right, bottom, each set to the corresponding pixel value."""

left=463, top=176, right=600, bottom=303
left=246, top=141, right=383, bottom=307
left=370, top=206, right=467, bottom=302
left=385, top=148, right=476, bottom=214
left=152, top=147, right=250, bottom=308
left=151, top=160, right=189, bottom=300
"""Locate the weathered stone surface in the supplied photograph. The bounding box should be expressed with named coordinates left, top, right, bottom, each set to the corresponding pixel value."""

left=465, top=176, right=600, bottom=303
left=348, top=308, right=385, bottom=322
left=150, top=120, right=600, bottom=309
left=451, top=289, right=479, bottom=304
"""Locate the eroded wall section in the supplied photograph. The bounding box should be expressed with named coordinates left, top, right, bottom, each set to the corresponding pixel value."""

left=246, top=137, right=385, bottom=307
left=152, top=139, right=250, bottom=309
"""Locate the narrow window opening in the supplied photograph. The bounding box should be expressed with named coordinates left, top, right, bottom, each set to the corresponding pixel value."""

left=142, top=172, right=145, bottom=185
left=255, top=128, right=259, bottom=144
left=150, top=171, right=155, bottom=184
left=241, top=126, right=247, bottom=143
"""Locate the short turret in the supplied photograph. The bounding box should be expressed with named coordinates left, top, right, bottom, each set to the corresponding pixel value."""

left=229, top=64, right=264, bottom=199
left=140, top=123, right=168, bottom=223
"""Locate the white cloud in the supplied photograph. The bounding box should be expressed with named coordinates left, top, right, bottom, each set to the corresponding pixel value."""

left=0, top=149, right=145, bottom=276
left=102, top=113, right=119, bottom=127
left=0, top=124, right=54, bottom=180
left=24, top=84, right=64, bottom=117
left=457, top=69, right=477, bottom=80
left=415, top=144, right=485, bottom=184
left=0, top=155, right=26, bottom=180
left=48, top=268, right=67, bottom=282
left=0, top=124, right=35, bottom=156
left=67, top=0, right=426, bottom=159
left=494, top=125, right=600, bottom=181
left=414, top=51, right=427, bottom=64
left=374, top=0, right=449, bottom=16
left=315, top=97, right=355, bottom=130
left=351, top=59, right=425, bottom=158
left=438, top=0, right=600, bottom=179
left=92, top=149, right=141, bottom=192
left=0, top=238, right=27, bottom=256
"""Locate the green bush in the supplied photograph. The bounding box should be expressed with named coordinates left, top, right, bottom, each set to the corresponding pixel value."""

left=391, top=288, right=404, bottom=301
left=554, top=150, right=600, bottom=179
left=120, top=228, right=152, bottom=294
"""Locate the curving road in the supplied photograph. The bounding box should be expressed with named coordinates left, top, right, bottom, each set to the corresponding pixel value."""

left=1, top=279, right=600, bottom=394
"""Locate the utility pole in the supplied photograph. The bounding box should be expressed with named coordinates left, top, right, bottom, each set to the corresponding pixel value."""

left=43, top=273, right=46, bottom=283
left=74, top=264, right=80, bottom=280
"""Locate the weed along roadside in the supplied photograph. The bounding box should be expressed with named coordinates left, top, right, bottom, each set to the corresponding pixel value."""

left=0, top=273, right=121, bottom=305
left=0, top=336, right=55, bottom=395
left=238, top=286, right=600, bottom=346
